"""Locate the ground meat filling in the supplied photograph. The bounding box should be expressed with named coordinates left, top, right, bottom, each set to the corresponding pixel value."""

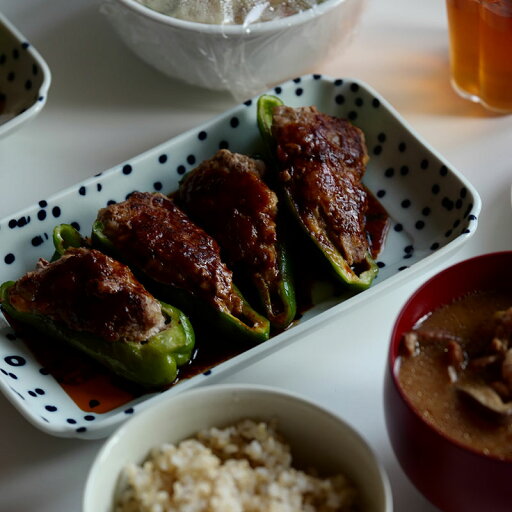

left=7, top=248, right=166, bottom=343
left=96, top=192, right=243, bottom=315
left=271, top=105, right=370, bottom=267
left=178, top=149, right=280, bottom=286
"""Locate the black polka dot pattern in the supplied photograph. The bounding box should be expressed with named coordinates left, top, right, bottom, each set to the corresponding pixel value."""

left=1, top=369, right=17, bottom=379
left=0, top=74, right=480, bottom=438
left=326, top=77, right=479, bottom=274
left=31, top=235, right=44, bottom=247
left=5, top=355, right=25, bottom=366
left=0, top=35, right=49, bottom=134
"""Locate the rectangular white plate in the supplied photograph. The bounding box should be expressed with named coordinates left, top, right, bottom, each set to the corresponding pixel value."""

left=0, top=75, right=481, bottom=438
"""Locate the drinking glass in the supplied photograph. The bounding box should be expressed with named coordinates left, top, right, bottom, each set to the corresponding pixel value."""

left=446, top=0, right=512, bottom=113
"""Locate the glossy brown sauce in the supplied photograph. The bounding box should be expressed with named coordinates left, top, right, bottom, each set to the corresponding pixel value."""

left=365, top=187, right=390, bottom=260
left=398, top=290, right=512, bottom=460
left=272, top=106, right=370, bottom=267
left=178, top=150, right=279, bottom=284
left=98, top=192, right=243, bottom=316
left=17, top=321, right=250, bottom=413
left=8, top=248, right=165, bottom=343
left=20, top=329, right=141, bottom=412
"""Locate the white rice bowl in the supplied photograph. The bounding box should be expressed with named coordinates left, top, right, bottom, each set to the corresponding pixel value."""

left=83, top=384, right=392, bottom=512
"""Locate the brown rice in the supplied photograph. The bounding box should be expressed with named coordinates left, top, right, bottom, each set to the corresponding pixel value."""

left=115, top=419, right=359, bottom=512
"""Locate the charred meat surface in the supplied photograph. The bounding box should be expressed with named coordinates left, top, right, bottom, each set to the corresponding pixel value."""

left=96, top=192, right=243, bottom=315
left=271, top=105, right=370, bottom=267
left=178, top=149, right=280, bottom=286
left=7, top=248, right=166, bottom=343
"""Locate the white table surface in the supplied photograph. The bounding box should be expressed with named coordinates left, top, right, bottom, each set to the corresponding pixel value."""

left=1, top=1, right=511, bottom=511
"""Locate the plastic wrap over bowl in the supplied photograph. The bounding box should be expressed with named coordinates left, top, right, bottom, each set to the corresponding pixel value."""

left=101, top=0, right=365, bottom=99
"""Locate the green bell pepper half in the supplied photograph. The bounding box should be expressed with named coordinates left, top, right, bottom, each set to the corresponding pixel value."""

left=256, top=94, right=378, bottom=292
left=90, top=220, right=270, bottom=344
left=0, top=280, right=195, bottom=389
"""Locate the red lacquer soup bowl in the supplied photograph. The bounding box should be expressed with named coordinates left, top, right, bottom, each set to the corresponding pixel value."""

left=384, top=251, right=512, bottom=512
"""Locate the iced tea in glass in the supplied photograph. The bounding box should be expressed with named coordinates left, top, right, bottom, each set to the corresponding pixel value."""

left=446, top=0, right=512, bottom=113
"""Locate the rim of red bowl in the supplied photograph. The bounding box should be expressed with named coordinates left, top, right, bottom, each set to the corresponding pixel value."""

left=389, top=250, right=512, bottom=463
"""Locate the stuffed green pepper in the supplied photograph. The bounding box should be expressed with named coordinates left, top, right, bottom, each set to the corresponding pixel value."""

left=0, top=247, right=195, bottom=388
left=257, top=94, right=378, bottom=291
left=177, top=149, right=296, bottom=331
left=91, top=191, right=270, bottom=344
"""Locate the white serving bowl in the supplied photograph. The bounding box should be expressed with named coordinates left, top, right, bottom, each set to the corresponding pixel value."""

left=100, top=0, right=365, bottom=98
left=83, top=383, right=392, bottom=512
